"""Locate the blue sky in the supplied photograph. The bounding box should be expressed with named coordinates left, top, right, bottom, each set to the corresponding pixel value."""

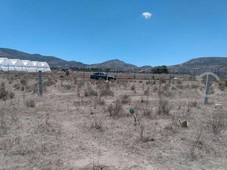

left=0, top=0, right=227, bottom=66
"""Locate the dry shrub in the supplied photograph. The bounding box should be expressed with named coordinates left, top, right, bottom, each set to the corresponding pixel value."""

left=84, top=87, right=98, bottom=97
left=99, top=82, right=114, bottom=97
left=160, top=84, right=172, bottom=97
left=0, top=110, right=7, bottom=136
left=100, top=88, right=114, bottom=97
left=139, top=124, right=154, bottom=142
left=121, top=94, right=131, bottom=104
left=176, top=84, right=184, bottom=89
left=73, top=77, right=77, bottom=84
left=191, top=83, right=199, bottom=89
left=140, top=96, right=148, bottom=103
left=211, top=108, right=225, bottom=135
left=144, top=87, right=150, bottom=96
left=157, top=98, right=171, bottom=115
left=20, top=79, right=27, bottom=86
left=187, top=100, right=197, bottom=112
left=91, top=117, right=104, bottom=131
left=155, top=84, right=172, bottom=97
left=117, top=79, right=127, bottom=88
left=77, top=81, right=84, bottom=89
left=0, top=82, right=9, bottom=101
left=141, top=105, right=153, bottom=118
left=33, top=83, right=38, bottom=94
left=0, top=109, right=18, bottom=137
left=43, top=77, right=55, bottom=87
left=177, top=79, right=182, bottom=84
left=135, top=101, right=153, bottom=118
left=184, top=84, right=190, bottom=89
left=13, top=83, right=21, bottom=90
left=0, top=82, right=15, bottom=101
left=62, top=84, right=72, bottom=90
left=9, top=91, right=15, bottom=99
left=96, top=97, right=105, bottom=105
left=153, top=85, right=158, bottom=92
left=218, top=80, right=226, bottom=91
left=108, top=100, right=123, bottom=117
left=130, top=84, right=135, bottom=91
left=26, top=99, right=36, bottom=108
left=190, top=129, right=203, bottom=160
left=146, top=80, right=155, bottom=85
left=159, top=77, right=166, bottom=84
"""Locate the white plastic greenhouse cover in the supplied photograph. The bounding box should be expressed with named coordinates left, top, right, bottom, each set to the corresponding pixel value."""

left=32, top=61, right=43, bottom=72
left=0, top=58, right=15, bottom=71
left=0, top=58, right=51, bottom=72
left=10, top=59, right=25, bottom=71
left=40, top=62, right=51, bottom=72
left=21, top=60, right=36, bottom=72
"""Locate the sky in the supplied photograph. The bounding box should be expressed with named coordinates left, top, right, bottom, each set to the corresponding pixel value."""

left=0, top=0, right=227, bottom=66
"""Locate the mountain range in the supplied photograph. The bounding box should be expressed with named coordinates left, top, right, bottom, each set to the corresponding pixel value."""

left=0, top=47, right=227, bottom=74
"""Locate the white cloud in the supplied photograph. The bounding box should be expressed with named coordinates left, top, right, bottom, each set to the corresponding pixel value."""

left=142, top=12, right=152, bottom=19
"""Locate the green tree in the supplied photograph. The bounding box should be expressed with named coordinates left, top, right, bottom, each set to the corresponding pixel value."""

left=152, top=65, right=168, bottom=74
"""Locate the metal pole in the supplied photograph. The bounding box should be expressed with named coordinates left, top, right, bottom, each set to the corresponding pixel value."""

left=38, top=71, right=43, bottom=96
left=204, top=74, right=210, bottom=105
left=8, top=63, right=9, bottom=80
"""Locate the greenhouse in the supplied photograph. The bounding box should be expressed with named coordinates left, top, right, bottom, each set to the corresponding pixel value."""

left=0, top=58, right=15, bottom=71
left=10, top=59, right=25, bottom=71
left=0, top=58, right=51, bottom=72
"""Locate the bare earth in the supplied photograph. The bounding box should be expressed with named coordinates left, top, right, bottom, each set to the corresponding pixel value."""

left=0, top=72, right=227, bottom=169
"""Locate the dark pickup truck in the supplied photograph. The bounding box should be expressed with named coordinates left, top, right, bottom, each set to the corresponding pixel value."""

left=90, top=72, right=116, bottom=80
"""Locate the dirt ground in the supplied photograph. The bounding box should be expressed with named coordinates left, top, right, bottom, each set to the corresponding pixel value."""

left=0, top=71, right=227, bottom=169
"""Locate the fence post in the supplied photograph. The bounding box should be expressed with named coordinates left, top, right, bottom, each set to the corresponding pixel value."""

left=38, top=71, right=43, bottom=96
left=204, top=74, right=210, bottom=104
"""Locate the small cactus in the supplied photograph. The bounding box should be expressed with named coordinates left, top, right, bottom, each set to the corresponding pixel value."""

left=129, top=108, right=137, bottom=126
left=129, top=108, right=135, bottom=114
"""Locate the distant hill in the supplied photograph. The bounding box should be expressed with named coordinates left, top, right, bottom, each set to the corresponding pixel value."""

left=1, top=47, right=227, bottom=74
left=0, top=48, right=86, bottom=68
left=0, top=47, right=149, bottom=72
left=88, top=59, right=137, bottom=72
left=169, top=57, right=227, bottom=75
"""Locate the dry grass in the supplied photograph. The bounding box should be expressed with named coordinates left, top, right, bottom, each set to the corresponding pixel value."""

left=107, top=100, right=123, bottom=117
left=0, top=71, right=227, bottom=169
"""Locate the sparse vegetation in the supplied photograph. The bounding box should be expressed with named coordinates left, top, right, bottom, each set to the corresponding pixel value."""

left=26, top=99, right=36, bottom=107
left=120, top=94, right=131, bottom=104
left=211, top=108, right=225, bottom=135
left=156, top=98, right=172, bottom=115
left=108, top=100, right=123, bottom=117
left=130, top=84, right=135, bottom=91
left=91, top=116, right=104, bottom=131
left=100, top=88, right=114, bottom=97
left=1, top=71, right=227, bottom=169
left=84, top=86, right=98, bottom=97
left=0, top=82, right=15, bottom=101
